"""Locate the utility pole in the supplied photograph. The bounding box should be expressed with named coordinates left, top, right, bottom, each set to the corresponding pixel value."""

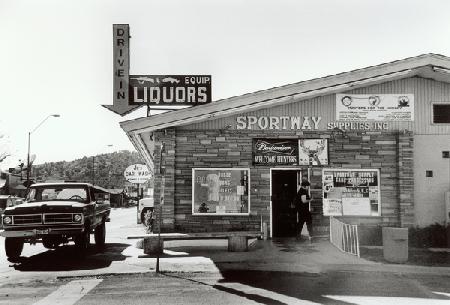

left=92, top=156, right=95, bottom=185
left=156, top=142, right=165, bottom=273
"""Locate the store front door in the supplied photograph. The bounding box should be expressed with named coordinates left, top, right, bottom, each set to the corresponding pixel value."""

left=271, top=170, right=303, bottom=237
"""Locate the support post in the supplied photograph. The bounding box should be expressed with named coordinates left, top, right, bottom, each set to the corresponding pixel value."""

left=26, top=132, right=31, bottom=192
left=156, top=142, right=165, bottom=273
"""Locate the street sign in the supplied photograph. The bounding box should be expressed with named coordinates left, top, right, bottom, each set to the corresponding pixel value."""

left=124, top=164, right=151, bottom=184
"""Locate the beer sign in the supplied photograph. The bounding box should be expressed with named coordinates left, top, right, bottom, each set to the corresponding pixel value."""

left=253, top=139, right=298, bottom=165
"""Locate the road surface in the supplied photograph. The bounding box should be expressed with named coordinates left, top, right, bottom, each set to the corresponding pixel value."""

left=0, top=207, right=449, bottom=305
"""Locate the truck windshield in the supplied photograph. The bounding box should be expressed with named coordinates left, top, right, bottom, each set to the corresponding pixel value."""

left=27, top=186, right=88, bottom=203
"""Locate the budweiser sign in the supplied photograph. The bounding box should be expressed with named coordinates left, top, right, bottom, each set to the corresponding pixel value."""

left=253, top=139, right=298, bottom=166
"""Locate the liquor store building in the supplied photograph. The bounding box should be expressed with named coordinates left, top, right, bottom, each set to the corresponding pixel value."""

left=120, top=54, right=450, bottom=243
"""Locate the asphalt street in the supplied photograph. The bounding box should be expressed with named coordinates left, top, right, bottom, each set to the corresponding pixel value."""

left=1, top=270, right=450, bottom=305
left=0, top=207, right=449, bottom=305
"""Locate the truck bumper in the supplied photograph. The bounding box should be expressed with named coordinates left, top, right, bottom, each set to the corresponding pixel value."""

left=0, top=227, right=83, bottom=238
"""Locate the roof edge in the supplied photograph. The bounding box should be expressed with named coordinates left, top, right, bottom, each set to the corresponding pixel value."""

left=120, top=53, right=450, bottom=133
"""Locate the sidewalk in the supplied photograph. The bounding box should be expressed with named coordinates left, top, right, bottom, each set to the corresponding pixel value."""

left=122, top=235, right=450, bottom=276
left=101, top=208, right=450, bottom=276
left=2, top=207, right=448, bottom=284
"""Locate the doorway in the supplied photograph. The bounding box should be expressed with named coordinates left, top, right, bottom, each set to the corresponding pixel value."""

left=271, top=169, right=303, bottom=237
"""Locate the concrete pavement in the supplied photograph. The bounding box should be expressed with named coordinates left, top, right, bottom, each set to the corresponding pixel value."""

left=1, top=207, right=449, bottom=285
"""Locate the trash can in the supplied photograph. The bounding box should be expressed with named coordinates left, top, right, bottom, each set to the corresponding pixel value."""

left=382, top=227, right=408, bottom=263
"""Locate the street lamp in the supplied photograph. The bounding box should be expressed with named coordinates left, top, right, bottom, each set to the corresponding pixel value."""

left=26, top=114, right=60, bottom=191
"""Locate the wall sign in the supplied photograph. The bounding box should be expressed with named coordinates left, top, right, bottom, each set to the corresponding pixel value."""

left=129, top=75, right=212, bottom=106
left=192, top=168, right=250, bottom=215
left=336, top=94, right=414, bottom=121
left=322, top=169, right=380, bottom=216
left=253, top=139, right=298, bottom=165
left=124, top=164, right=151, bottom=184
left=236, top=116, right=322, bottom=130
left=299, top=139, right=328, bottom=166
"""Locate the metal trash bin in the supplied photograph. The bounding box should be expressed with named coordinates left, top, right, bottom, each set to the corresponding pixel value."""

left=382, top=227, right=408, bottom=263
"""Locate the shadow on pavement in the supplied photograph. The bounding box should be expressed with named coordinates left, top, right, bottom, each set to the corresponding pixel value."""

left=165, top=270, right=354, bottom=305
left=158, top=238, right=450, bottom=305
left=10, top=243, right=130, bottom=272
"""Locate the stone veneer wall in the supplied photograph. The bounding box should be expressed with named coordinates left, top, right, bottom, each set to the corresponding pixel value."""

left=152, top=128, right=414, bottom=240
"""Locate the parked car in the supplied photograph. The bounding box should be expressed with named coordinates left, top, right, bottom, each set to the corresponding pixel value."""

left=1, top=182, right=111, bottom=260
left=138, top=196, right=154, bottom=224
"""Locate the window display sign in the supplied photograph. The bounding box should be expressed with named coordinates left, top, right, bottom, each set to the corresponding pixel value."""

left=252, top=139, right=298, bottom=165
left=336, top=94, right=414, bottom=121
left=322, top=169, right=380, bottom=216
left=298, top=139, right=328, bottom=166
left=192, top=168, right=250, bottom=215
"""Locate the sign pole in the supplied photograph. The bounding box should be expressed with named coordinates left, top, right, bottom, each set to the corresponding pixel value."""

left=156, top=142, right=165, bottom=273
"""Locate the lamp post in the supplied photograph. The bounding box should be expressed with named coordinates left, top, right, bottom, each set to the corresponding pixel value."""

left=26, top=114, right=60, bottom=192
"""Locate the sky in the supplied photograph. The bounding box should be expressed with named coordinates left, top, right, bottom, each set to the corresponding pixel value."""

left=1, top=0, right=450, bottom=170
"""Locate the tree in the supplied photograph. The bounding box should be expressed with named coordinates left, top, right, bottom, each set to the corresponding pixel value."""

left=0, top=133, right=11, bottom=164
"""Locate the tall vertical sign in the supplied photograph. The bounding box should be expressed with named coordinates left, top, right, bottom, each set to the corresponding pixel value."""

left=103, top=24, right=142, bottom=116
left=114, top=24, right=129, bottom=106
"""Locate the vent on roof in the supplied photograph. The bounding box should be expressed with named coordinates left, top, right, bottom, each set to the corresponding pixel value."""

left=433, top=104, right=450, bottom=124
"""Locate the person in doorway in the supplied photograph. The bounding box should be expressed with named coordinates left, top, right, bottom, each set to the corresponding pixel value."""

left=293, top=179, right=313, bottom=241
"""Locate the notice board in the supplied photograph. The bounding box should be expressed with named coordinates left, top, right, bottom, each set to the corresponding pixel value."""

left=322, top=169, right=380, bottom=216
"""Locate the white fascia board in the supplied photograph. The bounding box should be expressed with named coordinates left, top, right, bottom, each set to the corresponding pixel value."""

left=127, top=132, right=154, bottom=174
left=123, top=68, right=416, bottom=135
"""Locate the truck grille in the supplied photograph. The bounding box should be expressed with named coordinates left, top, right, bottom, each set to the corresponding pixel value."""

left=44, top=213, right=73, bottom=224
left=13, top=214, right=42, bottom=225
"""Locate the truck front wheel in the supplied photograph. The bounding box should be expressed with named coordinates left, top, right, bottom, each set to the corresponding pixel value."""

left=5, top=237, right=24, bottom=260
left=74, top=225, right=90, bottom=252
left=94, top=221, right=106, bottom=247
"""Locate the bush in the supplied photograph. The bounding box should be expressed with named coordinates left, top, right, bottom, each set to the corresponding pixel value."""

left=409, top=223, right=449, bottom=248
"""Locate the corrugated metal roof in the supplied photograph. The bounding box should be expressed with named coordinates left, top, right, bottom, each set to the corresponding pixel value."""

left=120, top=53, right=450, bottom=134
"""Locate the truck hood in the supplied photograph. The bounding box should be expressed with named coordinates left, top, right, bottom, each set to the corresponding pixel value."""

left=3, top=201, right=86, bottom=214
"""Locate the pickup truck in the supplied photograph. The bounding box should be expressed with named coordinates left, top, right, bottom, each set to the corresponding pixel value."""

left=1, top=182, right=111, bottom=260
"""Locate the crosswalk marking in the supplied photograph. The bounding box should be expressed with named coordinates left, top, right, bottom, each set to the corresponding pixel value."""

left=217, top=282, right=322, bottom=305
left=324, top=295, right=450, bottom=305
left=33, top=279, right=102, bottom=305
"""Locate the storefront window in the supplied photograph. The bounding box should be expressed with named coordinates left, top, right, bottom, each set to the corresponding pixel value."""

left=322, top=169, right=380, bottom=216
left=192, top=168, right=250, bottom=215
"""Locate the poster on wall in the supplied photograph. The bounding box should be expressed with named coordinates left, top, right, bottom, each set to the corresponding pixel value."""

left=322, top=169, right=380, bottom=216
left=192, top=168, right=250, bottom=215
left=298, top=139, right=328, bottom=166
left=336, top=94, right=414, bottom=121
left=252, top=139, right=298, bottom=165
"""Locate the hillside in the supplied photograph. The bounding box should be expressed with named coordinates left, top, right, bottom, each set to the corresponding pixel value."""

left=33, top=150, right=145, bottom=189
